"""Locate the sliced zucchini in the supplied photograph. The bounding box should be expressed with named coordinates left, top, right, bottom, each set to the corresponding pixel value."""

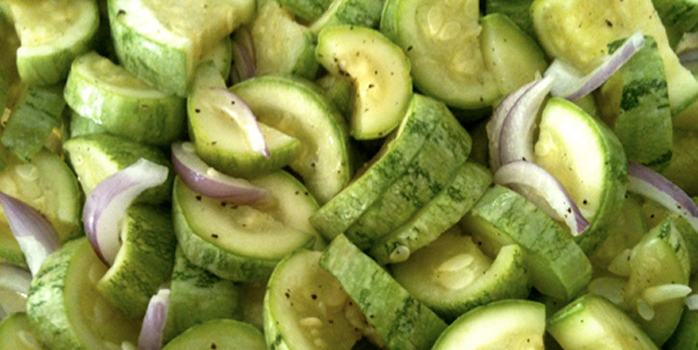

left=230, top=75, right=352, bottom=204
left=381, top=0, right=501, bottom=109
left=174, top=170, right=320, bottom=282
left=431, top=299, right=545, bottom=350
left=309, top=0, right=385, bottom=35
left=276, top=0, right=334, bottom=22
left=531, top=0, right=698, bottom=114
left=533, top=97, right=628, bottom=254
left=548, top=294, right=659, bottom=350
left=316, top=25, right=412, bottom=140
left=660, top=129, right=698, bottom=197
left=63, top=51, right=186, bottom=146
left=4, top=0, right=99, bottom=86
left=263, top=249, right=365, bottom=350
left=320, top=234, right=448, bottom=350
left=62, top=133, right=174, bottom=205
left=369, top=160, right=491, bottom=265
left=163, top=319, right=266, bottom=350
left=460, top=185, right=592, bottom=301
left=484, top=0, right=536, bottom=38
left=163, top=247, right=243, bottom=344
left=26, top=238, right=141, bottom=350
left=391, top=226, right=531, bottom=322
left=95, top=204, right=177, bottom=320
left=0, top=312, right=43, bottom=350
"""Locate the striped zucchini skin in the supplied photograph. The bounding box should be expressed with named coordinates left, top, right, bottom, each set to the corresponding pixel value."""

left=310, top=94, right=452, bottom=242
left=461, top=185, right=593, bottom=301
left=309, top=0, right=386, bottom=35
left=369, top=160, right=492, bottom=265
left=26, top=238, right=140, bottom=350
left=342, top=96, right=472, bottom=249
left=96, top=204, right=177, bottom=319
left=320, top=234, right=448, bottom=350
left=276, top=0, right=334, bottom=22
left=63, top=52, right=186, bottom=146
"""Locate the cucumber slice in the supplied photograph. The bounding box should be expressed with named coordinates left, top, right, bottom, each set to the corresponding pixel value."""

left=0, top=149, right=82, bottom=268
left=310, top=93, right=465, bottom=244
left=26, top=238, right=141, bottom=350
left=381, top=0, right=501, bottom=109
left=316, top=25, right=412, bottom=140
left=460, top=185, right=592, bottom=301
left=108, top=0, right=254, bottom=96
left=548, top=294, right=658, bottom=350
left=431, top=299, right=545, bottom=350
left=263, top=249, right=365, bottom=349
left=664, top=305, right=698, bottom=349
left=0, top=312, right=43, bottom=350
left=251, top=1, right=319, bottom=80
left=369, top=160, right=491, bottom=265
left=484, top=0, right=536, bottom=38
left=316, top=73, right=355, bottom=119
left=163, top=247, right=243, bottom=344
left=276, top=0, right=334, bottom=22
left=95, top=204, right=177, bottom=319
left=68, top=110, right=107, bottom=139
left=652, top=0, right=698, bottom=36
left=531, top=0, right=698, bottom=114
left=480, top=13, right=548, bottom=96
left=320, top=234, right=448, bottom=350
left=391, top=226, right=531, bottom=322
left=4, top=0, right=99, bottom=86
left=660, top=129, right=698, bottom=197
left=230, top=75, right=352, bottom=204
left=534, top=97, right=628, bottom=254
left=188, top=63, right=302, bottom=179
left=597, top=36, right=673, bottom=171
left=1, top=85, right=66, bottom=162
left=309, top=0, right=385, bottom=35
left=163, top=319, right=266, bottom=350
left=63, top=133, right=174, bottom=205
left=64, top=51, right=186, bottom=146
left=174, top=170, right=320, bottom=282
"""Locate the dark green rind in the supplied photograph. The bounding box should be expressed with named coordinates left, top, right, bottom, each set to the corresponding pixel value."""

left=663, top=306, right=698, bottom=350
left=163, top=247, right=243, bottom=344
left=173, top=177, right=316, bottom=282
left=461, top=185, right=592, bottom=301
left=276, top=0, right=334, bottom=22
left=1, top=85, right=65, bottom=162
left=162, top=319, right=266, bottom=350
left=611, top=36, right=673, bottom=171
left=484, top=0, right=537, bottom=39
left=63, top=52, right=186, bottom=146
left=342, top=100, right=472, bottom=249
left=652, top=0, right=698, bottom=35
left=369, top=161, right=491, bottom=265
left=310, top=0, right=386, bottom=34
left=0, top=312, right=43, bottom=349
left=320, top=234, right=448, bottom=350
left=96, top=204, right=177, bottom=319
left=309, top=94, right=444, bottom=241
left=230, top=75, right=352, bottom=204
left=62, top=133, right=174, bottom=205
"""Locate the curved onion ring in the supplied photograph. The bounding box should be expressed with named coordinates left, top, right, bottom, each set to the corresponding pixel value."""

left=83, top=159, right=169, bottom=266
left=494, top=160, right=590, bottom=235
left=0, top=192, right=59, bottom=275
left=138, top=288, right=170, bottom=350
left=172, top=141, right=270, bottom=205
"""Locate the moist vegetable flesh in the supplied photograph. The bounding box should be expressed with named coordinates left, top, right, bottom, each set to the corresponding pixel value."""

left=1, top=0, right=698, bottom=349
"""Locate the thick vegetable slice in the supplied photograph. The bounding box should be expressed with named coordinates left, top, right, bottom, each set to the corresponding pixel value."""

left=0, top=312, right=43, bottom=350
left=320, top=234, right=448, bottom=350
left=163, top=319, right=266, bottom=350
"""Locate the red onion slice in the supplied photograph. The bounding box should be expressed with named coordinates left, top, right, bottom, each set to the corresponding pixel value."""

left=172, top=141, right=270, bottom=205
left=678, top=49, right=698, bottom=73
left=627, top=162, right=698, bottom=232
left=0, top=192, right=60, bottom=275
left=498, top=75, right=555, bottom=166
left=83, top=159, right=169, bottom=266
left=494, top=160, right=590, bottom=235
left=545, top=31, right=645, bottom=100
left=138, top=288, right=170, bottom=350
left=487, top=79, right=539, bottom=171
left=198, top=87, right=269, bottom=158
left=0, top=263, right=32, bottom=297
left=231, top=28, right=257, bottom=84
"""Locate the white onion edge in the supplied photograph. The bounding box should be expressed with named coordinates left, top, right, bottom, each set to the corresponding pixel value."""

left=494, top=160, right=590, bottom=235
left=627, top=162, right=698, bottom=233
left=83, top=159, right=169, bottom=266
left=0, top=263, right=32, bottom=297
left=138, top=288, right=170, bottom=350
left=686, top=294, right=698, bottom=311
left=0, top=191, right=60, bottom=276
left=545, top=31, right=645, bottom=100
left=171, top=141, right=271, bottom=206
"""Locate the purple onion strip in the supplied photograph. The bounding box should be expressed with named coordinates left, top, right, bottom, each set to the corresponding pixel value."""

left=138, top=288, right=170, bottom=350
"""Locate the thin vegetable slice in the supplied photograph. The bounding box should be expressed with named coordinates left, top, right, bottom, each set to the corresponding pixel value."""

left=83, top=158, right=169, bottom=266
left=138, top=288, right=170, bottom=350
left=0, top=191, right=59, bottom=275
